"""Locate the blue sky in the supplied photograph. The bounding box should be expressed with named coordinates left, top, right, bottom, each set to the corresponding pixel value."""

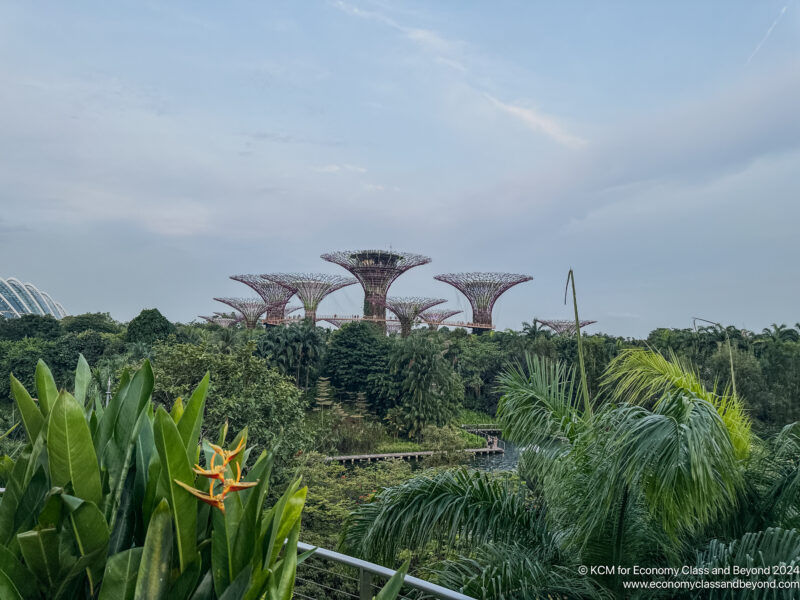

left=1, top=1, right=798, bottom=336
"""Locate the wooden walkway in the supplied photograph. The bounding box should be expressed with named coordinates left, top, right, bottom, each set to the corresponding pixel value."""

left=461, top=424, right=502, bottom=436
left=326, top=447, right=504, bottom=464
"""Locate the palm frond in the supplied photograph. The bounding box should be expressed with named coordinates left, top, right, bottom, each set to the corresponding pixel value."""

left=433, top=542, right=610, bottom=600
left=602, top=393, right=742, bottom=537
left=601, top=349, right=751, bottom=459
left=339, top=468, right=543, bottom=564
left=693, top=528, right=800, bottom=598
left=496, top=354, right=581, bottom=446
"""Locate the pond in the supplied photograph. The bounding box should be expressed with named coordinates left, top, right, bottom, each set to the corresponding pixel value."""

left=470, top=439, right=522, bottom=472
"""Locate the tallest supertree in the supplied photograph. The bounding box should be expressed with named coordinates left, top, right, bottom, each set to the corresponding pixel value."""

left=321, top=250, right=431, bottom=328
left=434, top=272, right=532, bottom=333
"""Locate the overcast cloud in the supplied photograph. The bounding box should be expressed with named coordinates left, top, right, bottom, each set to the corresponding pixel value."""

left=1, top=1, right=798, bottom=336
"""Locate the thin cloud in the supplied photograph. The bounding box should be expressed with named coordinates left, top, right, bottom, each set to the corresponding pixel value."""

left=331, top=0, right=587, bottom=148
left=747, top=4, right=789, bottom=64
left=485, top=94, right=588, bottom=149
left=314, top=164, right=367, bottom=173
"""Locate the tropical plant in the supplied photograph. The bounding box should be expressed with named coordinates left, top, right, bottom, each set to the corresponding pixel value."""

left=342, top=349, right=800, bottom=599
left=384, top=334, right=464, bottom=438
left=0, top=355, right=309, bottom=599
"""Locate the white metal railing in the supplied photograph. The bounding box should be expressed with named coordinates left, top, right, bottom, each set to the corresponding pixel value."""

left=297, top=542, right=476, bottom=600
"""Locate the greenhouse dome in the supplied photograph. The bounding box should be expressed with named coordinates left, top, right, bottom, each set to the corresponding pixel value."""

left=0, top=277, right=67, bottom=319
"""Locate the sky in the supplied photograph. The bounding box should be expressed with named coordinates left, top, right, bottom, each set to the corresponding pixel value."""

left=1, top=1, right=798, bottom=337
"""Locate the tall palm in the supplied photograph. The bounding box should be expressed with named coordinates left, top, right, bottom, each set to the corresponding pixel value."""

left=341, top=350, right=800, bottom=599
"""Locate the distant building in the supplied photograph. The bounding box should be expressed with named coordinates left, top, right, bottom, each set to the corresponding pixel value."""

left=0, top=277, right=67, bottom=319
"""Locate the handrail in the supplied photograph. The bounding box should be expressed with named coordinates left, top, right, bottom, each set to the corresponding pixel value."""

left=297, top=542, right=476, bottom=600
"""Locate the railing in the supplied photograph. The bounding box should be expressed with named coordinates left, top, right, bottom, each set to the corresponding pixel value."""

left=295, top=542, right=476, bottom=600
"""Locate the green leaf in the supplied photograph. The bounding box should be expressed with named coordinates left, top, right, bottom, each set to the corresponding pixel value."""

left=10, top=375, right=44, bottom=443
left=229, top=450, right=273, bottom=580
left=73, top=354, right=91, bottom=407
left=374, top=560, right=409, bottom=600
left=153, top=407, right=197, bottom=573
left=17, top=528, right=60, bottom=590
left=211, top=508, right=232, bottom=597
left=47, top=391, right=102, bottom=505
left=99, top=548, right=143, bottom=600
left=0, top=545, right=40, bottom=600
left=176, top=373, right=209, bottom=463
left=133, top=499, right=172, bottom=600
left=35, top=360, right=58, bottom=417
left=63, top=495, right=111, bottom=594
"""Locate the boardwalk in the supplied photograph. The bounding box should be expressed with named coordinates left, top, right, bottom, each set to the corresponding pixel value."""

left=461, top=424, right=502, bottom=435
left=326, top=447, right=504, bottom=464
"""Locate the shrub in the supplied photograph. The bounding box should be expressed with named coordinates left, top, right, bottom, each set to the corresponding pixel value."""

left=151, top=341, right=308, bottom=466
left=126, top=308, right=175, bottom=344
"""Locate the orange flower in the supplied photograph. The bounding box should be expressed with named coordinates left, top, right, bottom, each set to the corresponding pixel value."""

left=175, top=437, right=257, bottom=514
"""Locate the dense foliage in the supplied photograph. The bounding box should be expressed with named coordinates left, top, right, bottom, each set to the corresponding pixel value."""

left=342, top=349, right=800, bottom=599
left=0, top=357, right=308, bottom=599
left=126, top=308, right=175, bottom=344
left=151, top=341, right=307, bottom=466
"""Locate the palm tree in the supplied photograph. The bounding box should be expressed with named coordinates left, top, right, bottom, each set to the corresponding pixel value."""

left=341, top=350, right=800, bottom=599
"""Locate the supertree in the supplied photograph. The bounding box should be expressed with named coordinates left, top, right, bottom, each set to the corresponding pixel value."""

left=284, top=304, right=303, bottom=318
left=385, top=320, right=403, bottom=335
left=213, top=297, right=268, bottom=329
left=434, top=272, right=532, bottom=333
left=229, top=274, right=296, bottom=323
left=321, top=250, right=431, bottom=329
left=262, top=273, right=357, bottom=323
left=199, top=314, right=241, bottom=328
left=380, top=297, right=446, bottom=337
left=536, top=319, right=597, bottom=336
left=419, top=308, right=462, bottom=330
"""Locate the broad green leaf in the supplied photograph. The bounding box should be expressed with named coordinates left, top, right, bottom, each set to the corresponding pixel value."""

left=170, top=552, right=201, bottom=600
left=99, top=548, right=143, bottom=600
left=229, top=450, right=273, bottom=580
left=153, top=407, right=197, bottom=573
left=272, top=518, right=302, bottom=600
left=267, top=484, right=307, bottom=567
left=374, top=560, right=409, bottom=600
left=176, top=373, right=209, bottom=462
left=73, top=354, right=91, bottom=406
left=211, top=508, right=232, bottom=597
left=47, top=391, right=102, bottom=505
left=0, top=545, right=39, bottom=600
left=189, top=572, right=214, bottom=600
left=133, top=499, right=172, bottom=600
left=218, top=565, right=252, bottom=600
left=17, top=528, right=60, bottom=590
left=10, top=375, right=43, bottom=442
left=0, top=436, right=46, bottom=544
left=35, top=360, right=58, bottom=417
left=63, top=495, right=111, bottom=594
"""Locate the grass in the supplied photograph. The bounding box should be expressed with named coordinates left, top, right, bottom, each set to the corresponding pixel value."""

left=458, top=408, right=497, bottom=425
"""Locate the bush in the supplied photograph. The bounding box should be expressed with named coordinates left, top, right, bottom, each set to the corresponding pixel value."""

left=60, top=312, right=121, bottom=334
left=151, top=341, right=308, bottom=466
left=0, top=314, right=61, bottom=341
left=126, top=308, right=175, bottom=344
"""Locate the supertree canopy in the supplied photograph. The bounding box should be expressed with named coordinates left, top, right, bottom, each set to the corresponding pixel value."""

left=321, top=250, right=431, bottom=325
left=434, top=272, right=532, bottom=333
left=230, top=274, right=295, bottom=322
left=213, top=297, right=268, bottom=329
left=199, top=314, right=240, bottom=328
left=419, top=308, right=462, bottom=329
left=537, top=319, right=597, bottom=336
left=284, top=304, right=303, bottom=318
left=262, top=273, right=357, bottom=323
left=381, top=297, right=446, bottom=337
